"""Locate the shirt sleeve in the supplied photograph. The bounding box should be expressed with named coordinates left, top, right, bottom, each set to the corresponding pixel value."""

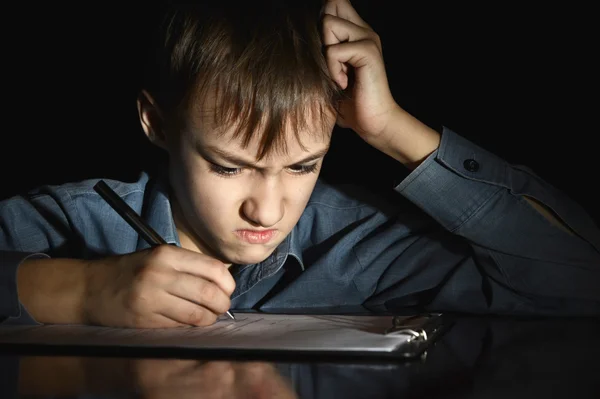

left=394, top=126, right=600, bottom=312
left=0, top=189, right=77, bottom=325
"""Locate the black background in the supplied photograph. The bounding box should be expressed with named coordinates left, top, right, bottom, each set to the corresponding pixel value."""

left=2, top=2, right=598, bottom=223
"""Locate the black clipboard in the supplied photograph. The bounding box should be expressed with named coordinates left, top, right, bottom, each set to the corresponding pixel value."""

left=0, top=312, right=452, bottom=362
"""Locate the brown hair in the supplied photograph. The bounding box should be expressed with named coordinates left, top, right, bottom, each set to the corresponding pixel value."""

left=143, top=1, right=344, bottom=160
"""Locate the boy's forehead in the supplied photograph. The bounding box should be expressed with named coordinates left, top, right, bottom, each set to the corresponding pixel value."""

left=186, top=93, right=336, bottom=153
left=192, top=109, right=335, bottom=140
left=181, top=116, right=331, bottom=170
left=199, top=117, right=333, bottom=159
left=188, top=90, right=336, bottom=129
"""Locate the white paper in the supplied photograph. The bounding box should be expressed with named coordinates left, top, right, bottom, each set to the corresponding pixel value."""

left=0, top=313, right=419, bottom=353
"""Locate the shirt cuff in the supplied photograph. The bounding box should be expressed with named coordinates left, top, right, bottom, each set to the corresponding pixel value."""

left=394, top=126, right=506, bottom=232
left=1, top=252, right=48, bottom=325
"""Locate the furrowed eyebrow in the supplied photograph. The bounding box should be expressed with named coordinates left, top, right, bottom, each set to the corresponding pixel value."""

left=201, top=145, right=330, bottom=168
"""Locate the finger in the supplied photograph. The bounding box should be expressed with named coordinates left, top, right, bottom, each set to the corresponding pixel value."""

left=322, top=0, right=371, bottom=30
left=131, top=311, right=189, bottom=329
left=325, top=40, right=383, bottom=89
left=152, top=314, right=189, bottom=328
left=166, top=273, right=232, bottom=315
left=159, top=292, right=219, bottom=327
left=150, top=245, right=236, bottom=296
left=322, top=13, right=381, bottom=53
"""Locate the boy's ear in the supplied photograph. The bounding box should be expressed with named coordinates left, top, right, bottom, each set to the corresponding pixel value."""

left=137, top=90, right=168, bottom=150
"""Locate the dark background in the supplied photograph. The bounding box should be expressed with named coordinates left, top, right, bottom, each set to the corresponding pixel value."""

left=2, top=2, right=598, bottom=223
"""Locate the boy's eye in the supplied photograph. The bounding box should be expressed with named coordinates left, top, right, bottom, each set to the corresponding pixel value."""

left=209, top=163, right=241, bottom=176
left=208, top=162, right=319, bottom=177
left=288, top=163, right=319, bottom=175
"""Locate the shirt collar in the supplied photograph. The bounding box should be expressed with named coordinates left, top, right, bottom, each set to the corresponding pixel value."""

left=136, top=170, right=180, bottom=251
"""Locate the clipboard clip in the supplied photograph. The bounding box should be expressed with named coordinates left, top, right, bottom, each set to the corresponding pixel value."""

left=384, top=326, right=428, bottom=342
left=383, top=313, right=444, bottom=342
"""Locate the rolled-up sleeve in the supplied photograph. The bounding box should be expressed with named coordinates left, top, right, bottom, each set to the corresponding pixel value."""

left=0, top=252, right=47, bottom=324
left=0, top=191, right=73, bottom=325
left=395, top=127, right=600, bottom=313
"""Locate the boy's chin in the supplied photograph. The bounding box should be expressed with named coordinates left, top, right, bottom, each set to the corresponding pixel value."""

left=222, top=245, right=278, bottom=266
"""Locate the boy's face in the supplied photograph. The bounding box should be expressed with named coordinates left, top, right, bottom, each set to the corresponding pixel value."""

left=164, top=99, right=336, bottom=266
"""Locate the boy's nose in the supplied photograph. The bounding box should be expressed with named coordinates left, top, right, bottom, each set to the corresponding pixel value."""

left=241, top=182, right=284, bottom=228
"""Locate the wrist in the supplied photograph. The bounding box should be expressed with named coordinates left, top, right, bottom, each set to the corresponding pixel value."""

left=83, top=257, right=115, bottom=326
left=17, top=258, right=89, bottom=324
left=368, top=105, right=441, bottom=169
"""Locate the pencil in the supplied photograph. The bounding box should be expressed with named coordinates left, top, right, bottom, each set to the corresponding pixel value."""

left=93, top=180, right=236, bottom=321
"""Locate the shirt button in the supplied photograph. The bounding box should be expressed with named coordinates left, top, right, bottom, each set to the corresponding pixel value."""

left=463, top=159, right=479, bottom=172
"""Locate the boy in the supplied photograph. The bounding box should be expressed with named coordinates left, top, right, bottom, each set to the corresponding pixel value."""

left=1, top=0, right=599, bottom=328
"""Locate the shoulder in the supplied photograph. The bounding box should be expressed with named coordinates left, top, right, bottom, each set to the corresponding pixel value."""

left=294, top=178, right=433, bottom=249
left=307, top=179, right=368, bottom=209
left=25, top=172, right=152, bottom=205
left=307, top=178, right=406, bottom=213
left=1, top=172, right=157, bottom=223
left=301, top=178, right=419, bottom=235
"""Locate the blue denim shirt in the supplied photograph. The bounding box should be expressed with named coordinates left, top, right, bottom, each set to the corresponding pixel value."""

left=2, top=127, right=599, bottom=324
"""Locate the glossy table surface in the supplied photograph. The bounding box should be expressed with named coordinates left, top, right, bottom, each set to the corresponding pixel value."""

left=1, top=313, right=599, bottom=398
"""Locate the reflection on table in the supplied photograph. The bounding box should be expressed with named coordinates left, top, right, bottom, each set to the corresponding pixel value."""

left=3, top=315, right=600, bottom=398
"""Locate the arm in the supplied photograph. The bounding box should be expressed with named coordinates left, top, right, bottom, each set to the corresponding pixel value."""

left=322, top=0, right=600, bottom=257
left=393, top=123, right=600, bottom=310
left=321, top=0, right=593, bottom=235
left=322, top=0, right=600, bottom=314
left=16, top=257, right=89, bottom=324
left=1, top=183, right=236, bottom=328
left=378, top=106, right=597, bottom=242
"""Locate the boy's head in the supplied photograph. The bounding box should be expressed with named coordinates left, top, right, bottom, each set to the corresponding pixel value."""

left=137, top=1, right=343, bottom=265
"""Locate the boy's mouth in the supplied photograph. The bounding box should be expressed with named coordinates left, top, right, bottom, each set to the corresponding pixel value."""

left=234, top=229, right=278, bottom=244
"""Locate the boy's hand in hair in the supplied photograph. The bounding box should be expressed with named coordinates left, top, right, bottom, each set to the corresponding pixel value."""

left=322, top=0, right=440, bottom=168
left=322, top=0, right=396, bottom=139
